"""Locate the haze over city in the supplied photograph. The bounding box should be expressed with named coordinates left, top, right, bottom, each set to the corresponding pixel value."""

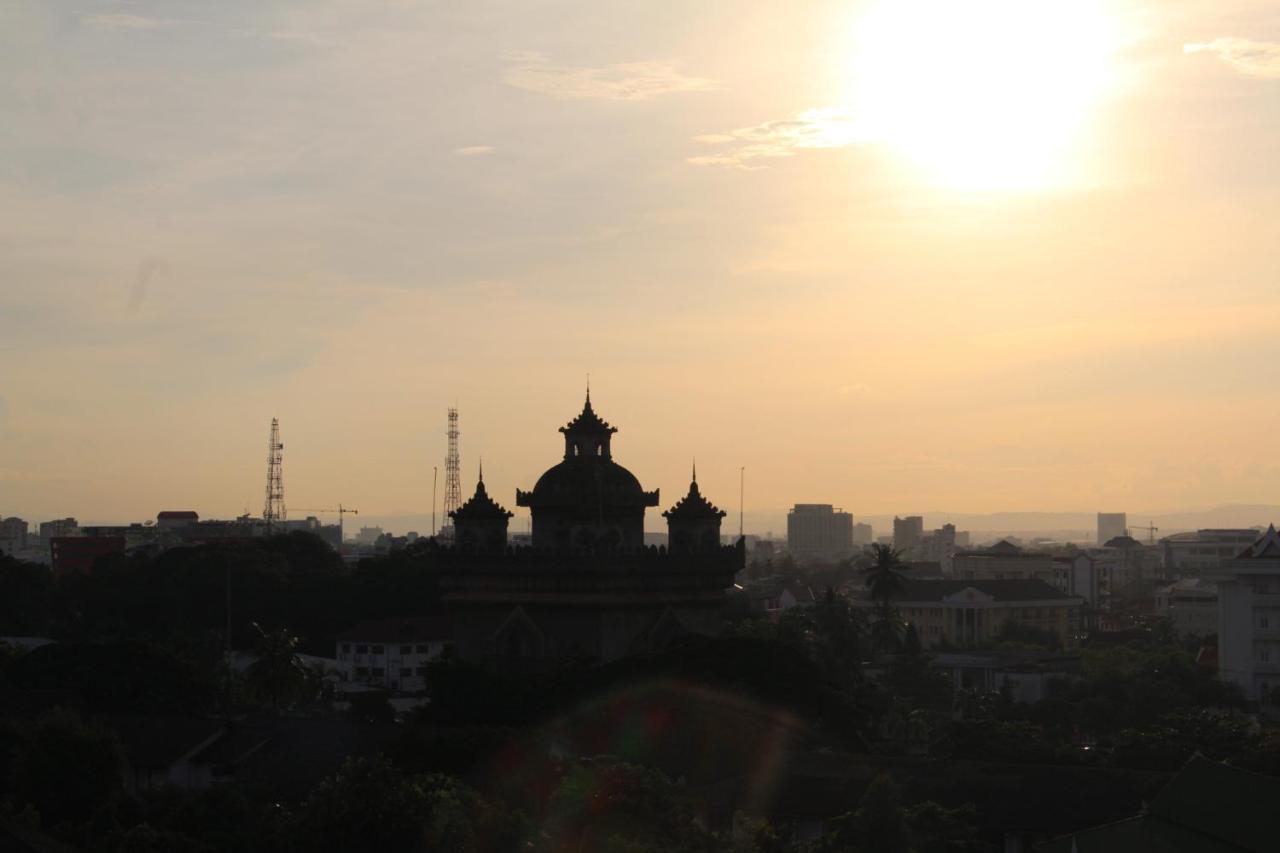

left=4, top=0, right=1280, bottom=526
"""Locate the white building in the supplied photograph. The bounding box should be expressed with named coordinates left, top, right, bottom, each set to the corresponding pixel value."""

left=1162, top=529, right=1261, bottom=577
left=1155, top=578, right=1219, bottom=638
left=1211, top=525, right=1280, bottom=714
left=335, top=616, right=452, bottom=695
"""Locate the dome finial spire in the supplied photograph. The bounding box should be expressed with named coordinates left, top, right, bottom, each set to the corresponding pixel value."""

left=478, top=457, right=484, bottom=484
left=585, top=373, right=591, bottom=405
left=692, top=458, right=697, bottom=483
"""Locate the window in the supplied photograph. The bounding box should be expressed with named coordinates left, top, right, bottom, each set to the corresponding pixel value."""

left=355, top=666, right=369, bottom=678
left=415, top=666, right=428, bottom=676
left=400, top=667, right=411, bottom=677
left=371, top=645, right=385, bottom=654
left=355, top=644, right=368, bottom=654
left=416, top=644, right=429, bottom=653
left=400, top=645, right=411, bottom=655
left=372, top=667, right=385, bottom=677
left=766, top=598, right=781, bottom=611
left=1262, top=616, right=1271, bottom=629
left=341, top=643, right=351, bottom=653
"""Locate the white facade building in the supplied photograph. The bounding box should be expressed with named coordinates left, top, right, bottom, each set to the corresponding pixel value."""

left=1155, top=578, right=1219, bottom=638
left=335, top=617, right=452, bottom=695
left=1211, top=525, right=1280, bottom=714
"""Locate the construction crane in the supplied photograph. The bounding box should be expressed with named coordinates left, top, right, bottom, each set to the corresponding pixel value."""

left=290, top=504, right=359, bottom=543
left=1128, top=522, right=1159, bottom=545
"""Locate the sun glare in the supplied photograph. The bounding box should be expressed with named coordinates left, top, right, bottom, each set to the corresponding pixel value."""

left=847, top=0, right=1117, bottom=192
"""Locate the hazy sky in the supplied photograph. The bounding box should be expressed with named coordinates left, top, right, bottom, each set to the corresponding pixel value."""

left=3, top=0, right=1279, bottom=528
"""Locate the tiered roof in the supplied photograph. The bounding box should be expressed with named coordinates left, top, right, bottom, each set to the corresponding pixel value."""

left=559, top=391, right=617, bottom=437
left=663, top=468, right=727, bottom=521
left=1238, top=523, right=1280, bottom=559
left=450, top=470, right=513, bottom=521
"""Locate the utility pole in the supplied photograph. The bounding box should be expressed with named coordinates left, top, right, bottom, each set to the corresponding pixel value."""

left=739, top=466, right=745, bottom=540
left=432, top=466, right=438, bottom=538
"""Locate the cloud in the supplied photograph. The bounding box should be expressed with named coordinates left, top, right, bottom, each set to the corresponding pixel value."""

left=454, top=145, right=494, bottom=156
left=688, top=107, right=868, bottom=169
left=79, top=13, right=181, bottom=31
left=1184, top=37, right=1280, bottom=79
left=503, top=52, right=717, bottom=101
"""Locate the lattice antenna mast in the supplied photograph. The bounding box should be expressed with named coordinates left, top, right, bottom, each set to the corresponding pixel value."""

left=263, top=417, right=286, bottom=530
left=442, top=407, right=462, bottom=531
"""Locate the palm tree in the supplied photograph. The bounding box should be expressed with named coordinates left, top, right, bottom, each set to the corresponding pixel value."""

left=864, top=544, right=908, bottom=655
left=864, top=544, right=907, bottom=603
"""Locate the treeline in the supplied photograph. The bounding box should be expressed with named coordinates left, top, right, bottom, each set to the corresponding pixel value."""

left=0, top=534, right=438, bottom=655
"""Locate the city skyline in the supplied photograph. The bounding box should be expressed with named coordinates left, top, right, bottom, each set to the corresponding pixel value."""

left=4, top=1, right=1280, bottom=522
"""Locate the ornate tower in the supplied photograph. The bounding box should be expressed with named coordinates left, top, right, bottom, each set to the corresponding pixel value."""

left=517, top=391, right=659, bottom=551
left=663, top=463, right=727, bottom=554
left=450, top=463, right=514, bottom=554
left=263, top=417, right=285, bottom=530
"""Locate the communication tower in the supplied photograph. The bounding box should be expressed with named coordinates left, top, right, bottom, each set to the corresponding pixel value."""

left=263, top=417, right=286, bottom=530
left=441, top=407, right=462, bottom=536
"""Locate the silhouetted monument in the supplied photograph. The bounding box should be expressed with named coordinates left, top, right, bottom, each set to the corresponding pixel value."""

left=436, top=392, right=741, bottom=671
left=516, top=392, right=659, bottom=551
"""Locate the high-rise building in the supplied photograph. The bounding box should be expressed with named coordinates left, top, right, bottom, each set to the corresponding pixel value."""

left=786, top=504, right=854, bottom=562
left=0, top=516, right=28, bottom=556
left=852, top=522, right=874, bottom=546
left=1097, top=512, right=1127, bottom=546
left=893, top=515, right=924, bottom=554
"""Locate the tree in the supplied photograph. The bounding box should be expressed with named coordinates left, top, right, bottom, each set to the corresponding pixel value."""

left=11, top=709, right=124, bottom=832
left=864, top=546, right=908, bottom=655
left=863, top=545, right=907, bottom=602
left=294, top=755, right=531, bottom=853
left=544, top=757, right=714, bottom=853
left=244, top=622, right=313, bottom=711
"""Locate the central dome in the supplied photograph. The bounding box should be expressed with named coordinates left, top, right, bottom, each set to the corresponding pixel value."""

left=517, top=392, right=659, bottom=551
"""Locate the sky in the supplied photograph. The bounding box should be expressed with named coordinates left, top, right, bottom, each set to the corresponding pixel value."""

left=2, top=0, right=1279, bottom=531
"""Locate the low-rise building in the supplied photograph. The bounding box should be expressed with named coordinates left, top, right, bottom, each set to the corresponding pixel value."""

left=745, top=578, right=817, bottom=621
left=877, top=578, right=1083, bottom=649
left=1155, top=578, right=1219, bottom=638
left=932, top=650, right=1079, bottom=703
left=50, top=535, right=126, bottom=576
left=1162, top=528, right=1261, bottom=577
left=334, top=616, right=453, bottom=695
left=952, top=540, right=1058, bottom=586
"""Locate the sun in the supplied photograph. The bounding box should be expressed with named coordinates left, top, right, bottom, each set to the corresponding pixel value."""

left=846, top=0, right=1117, bottom=192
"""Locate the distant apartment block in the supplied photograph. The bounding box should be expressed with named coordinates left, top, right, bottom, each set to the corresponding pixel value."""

left=0, top=516, right=29, bottom=555
left=852, top=522, right=874, bottom=546
left=1162, top=529, right=1261, bottom=577
left=893, top=515, right=924, bottom=554
left=1211, top=525, right=1280, bottom=714
left=38, top=517, right=80, bottom=540
left=1097, top=512, right=1127, bottom=546
left=786, top=504, right=853, bottom=562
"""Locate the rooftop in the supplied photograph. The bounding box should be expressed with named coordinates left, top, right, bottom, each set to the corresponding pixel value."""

left=894, top=578, right=1074, bottom=603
